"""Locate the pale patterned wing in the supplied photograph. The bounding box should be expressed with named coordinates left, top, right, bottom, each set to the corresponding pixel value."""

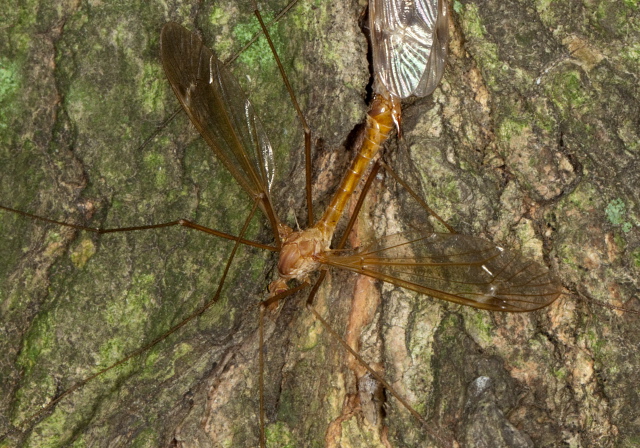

left=320, top=232, right=561, bottom=312
left=160, top=22, right=275, bottom=201
left=370, top=0, right=448, bottom=98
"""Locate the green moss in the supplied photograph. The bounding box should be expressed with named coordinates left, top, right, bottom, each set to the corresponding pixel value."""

left=497, top=117, right=529, bottom=143
left=466, top=311, right=494, bottom=346
left=0, top=58, right=20, bottom=115
left=622, top=40, right=640, bottom=62
left=209, top=6, right=227, bottom=26
left=564, top=182, right=598, bottom=212
left=143, top=151, right=168, bottom=187
left=631, top=247, right=640, bottom=268
left=461, top=3, right=486, bottom=39
left=553, top=367, right=568, bottom=380
left=531, top=101, right=558, bottom=133
left=69, top=239, right=97, bottom=269
left=584, top=329, right=606, bottom=359
left=535, top=0, right=557, bottom=26
left=18, top=315, right=54, bottom=378
left=140, top=342, right=192, bottom=382
left=104, top=273, right=155, bottom=329
left=300, top=319, right=322, bottom=351
left=341, top=417, right=386, bottom=447
left=197, top=295, right=231, bottom=331
left=605, top=198, right=625, bottom=225
left=138, top=62, right=166, bottom=115
left=275, top=387, right=298, bottom=424
left=130, top=428, right=160, bottom=448
left=592, top=0, right=639, bottom=33
left=546, top=70, right=589, bottom=115
left=233, top=20, right=278, bottom=72
left=621, top=435, right=640, bottom=448
left=617, top=119, right=640, bottom=152
left=265, top=421, right=295, bottom=447
left=44, top=230, right=63, bottom=245
left=434, top=177, right=457, bottom=203
left=458, top=4, right=503, bottom=89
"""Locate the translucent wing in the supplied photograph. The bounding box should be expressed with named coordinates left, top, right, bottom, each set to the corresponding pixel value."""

left=319, top=232, right=561, bottom=312
left=160, top=23, right=276, bottom=204
left=370, top=0, right=448, bottom=98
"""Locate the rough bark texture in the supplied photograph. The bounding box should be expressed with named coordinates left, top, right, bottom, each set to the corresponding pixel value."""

left=0, top=0, right=638, bottom=447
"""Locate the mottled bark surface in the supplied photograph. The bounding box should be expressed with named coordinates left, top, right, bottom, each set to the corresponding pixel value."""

left=0, top=0, right=638, bottom=447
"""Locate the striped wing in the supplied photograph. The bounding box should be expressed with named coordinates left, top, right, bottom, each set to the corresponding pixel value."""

left=319, top=232, right=561, bottom=312
left=370, top=0, right=448, bottom=98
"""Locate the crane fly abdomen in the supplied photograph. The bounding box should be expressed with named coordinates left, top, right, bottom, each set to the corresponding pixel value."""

left=314, top=93, right=400, bottom=241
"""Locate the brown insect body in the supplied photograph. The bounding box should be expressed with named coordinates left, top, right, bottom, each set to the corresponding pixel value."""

left=271, top=226, right=324, bottom=292
left=2, top=0, right=637, bottom=446
left=273, top=92, right=399, bottom=294
left=160, top=18, right=560, bottom=444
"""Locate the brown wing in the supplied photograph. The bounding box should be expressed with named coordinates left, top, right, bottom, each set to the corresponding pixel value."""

left=370, top=0, right=448, bottom=98
left=319, top=232, right=561, bottom=312
left=160, top=23, right=280, bottom=234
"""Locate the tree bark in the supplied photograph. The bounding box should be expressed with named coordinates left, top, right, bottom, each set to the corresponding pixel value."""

left=0, top=0, right=638, bottom=447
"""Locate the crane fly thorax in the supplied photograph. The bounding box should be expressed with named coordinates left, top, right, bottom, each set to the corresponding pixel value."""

left=277, top=227, right=327, bottom=278
left=269, top=227, right=328, bottom=295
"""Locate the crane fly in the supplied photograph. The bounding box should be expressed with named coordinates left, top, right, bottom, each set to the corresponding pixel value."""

left=159, top=14, right=559, bottom=445
left=0, top=0, right=579, bottom=446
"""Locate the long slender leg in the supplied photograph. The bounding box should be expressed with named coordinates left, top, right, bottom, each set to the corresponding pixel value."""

left=306, top=305, right=451, bottom=448
left=0, top=204, right=277, bottom=251
left=256, top=282, right=309, bottom=446
left=136, top=1, right=305, bottom=158
left=3, top=200, right=261, bottom=441
left=225, top=0, right=301, bottom=66
left=303, top=158, right=456, bottom=446
left=379, top=160, right=455, bottom=233
left=258, top=305, right=266, bottom=448
left=250, top=4, right=314, bottom=444
left=252, top=1, right=313, bottom=227
left=0, top=2, right=313, bottom=446
left=137, top=1, right=306, bottom=159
